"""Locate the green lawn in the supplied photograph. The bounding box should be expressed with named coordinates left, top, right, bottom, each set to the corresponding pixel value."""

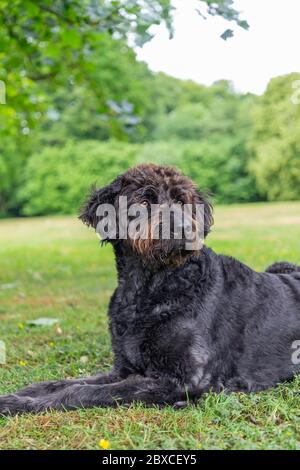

left=0, top=202, right=300, bottom=450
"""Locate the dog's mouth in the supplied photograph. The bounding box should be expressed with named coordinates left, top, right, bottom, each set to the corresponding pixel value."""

left=160, top=247, right=195, bottom=267
left=127, top=236, right=201, bottom=268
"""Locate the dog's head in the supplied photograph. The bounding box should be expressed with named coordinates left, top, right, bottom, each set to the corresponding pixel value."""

left=79, top=164, right=213, bottom=267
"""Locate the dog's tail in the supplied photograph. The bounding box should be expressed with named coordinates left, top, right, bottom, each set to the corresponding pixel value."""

left=265, top=262, right=300, bottom=275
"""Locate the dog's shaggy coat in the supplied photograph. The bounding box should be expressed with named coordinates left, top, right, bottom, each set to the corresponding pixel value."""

left=1, top=164, right=300, bottom=414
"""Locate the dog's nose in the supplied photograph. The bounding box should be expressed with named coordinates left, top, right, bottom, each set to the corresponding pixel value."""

left=175, top=220, right=192, bottom=236
left=168, top=207, right=192, bottom=237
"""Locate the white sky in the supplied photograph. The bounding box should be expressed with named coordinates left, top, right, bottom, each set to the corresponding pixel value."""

left=136, top=0, right=300, bottom=95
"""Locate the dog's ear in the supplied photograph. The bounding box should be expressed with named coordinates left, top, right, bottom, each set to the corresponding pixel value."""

left=79, top=176, right=123, bottom=228
left=197, top=190, right=214, bottom=238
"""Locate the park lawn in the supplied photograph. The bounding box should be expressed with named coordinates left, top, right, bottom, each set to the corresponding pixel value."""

left=0, top=202, right=300, bottom=450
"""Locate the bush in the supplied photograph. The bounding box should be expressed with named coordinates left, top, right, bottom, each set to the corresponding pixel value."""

left=20, top=140, right=140, bottom=215
left=20, top=137, right=259, bottom=217
left=250, top=134, right=300, bottom=201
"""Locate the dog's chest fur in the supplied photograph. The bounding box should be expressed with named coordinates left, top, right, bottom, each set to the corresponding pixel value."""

left=109, top=249, right=212, bottom=388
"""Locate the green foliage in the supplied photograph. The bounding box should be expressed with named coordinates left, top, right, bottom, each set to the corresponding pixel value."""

left=36, top=34, right=156, bottom=144
left=19, top=140, right=140, bottom=215
left=0, top=0, right=246, bottom=137
left=154, top=104, right=209, bottom=141
left=0, top=32, right=155, bottom=215
left=1, top=1, right=299, bottom=213
left=251, top=135, right=300, bottom=201
left=251, top=73, right=300, bottom=201
left=153, top=80, right=251, bottom=141
left=1, top=0, right=176, bottom=141
left=0, top=0, right=173, bottom=85
left=20, top=131, right=258, bottom=217
left=146, top=80, right=258, bottom=203
left=4, top=70, right=300, bottom=214
left=0, top=136, right=31, bottom=216
left=0, top=1, right=251, bottom=216
left=138, top=140, right=257, bottom=203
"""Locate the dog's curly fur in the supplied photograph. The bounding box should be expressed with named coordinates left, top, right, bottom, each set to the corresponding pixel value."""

left=1, top=163, right=300, bottom=415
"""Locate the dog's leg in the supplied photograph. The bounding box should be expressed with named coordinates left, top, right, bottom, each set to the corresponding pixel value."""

left=0, top=376, right=182, bottom=415
left=13, top=371, right=120, bottom=398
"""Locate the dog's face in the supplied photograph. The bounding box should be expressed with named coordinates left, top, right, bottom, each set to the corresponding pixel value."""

left=80, top=164, right=213, bottom=267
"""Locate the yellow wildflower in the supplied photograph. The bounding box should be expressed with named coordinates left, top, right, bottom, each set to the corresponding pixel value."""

left=99, top=439, right=110, bottom=450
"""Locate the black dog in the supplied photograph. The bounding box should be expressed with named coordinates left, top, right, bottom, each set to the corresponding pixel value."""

left=1, top=164, right=300, bottom=415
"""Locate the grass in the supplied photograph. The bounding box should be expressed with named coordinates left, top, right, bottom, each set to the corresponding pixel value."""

left=0, top=201, right=300, bottom=450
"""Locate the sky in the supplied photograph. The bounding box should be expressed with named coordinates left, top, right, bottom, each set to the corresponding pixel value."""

left=136, top=0, right=300, bottom=95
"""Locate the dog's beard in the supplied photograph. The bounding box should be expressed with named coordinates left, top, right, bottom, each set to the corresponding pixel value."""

left=126, top=214, right=201, bottom=268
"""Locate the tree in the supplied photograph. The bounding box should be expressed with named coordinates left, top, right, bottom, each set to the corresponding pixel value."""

left=34, top=34, right=157, bottom=144
left=250, top=73, right=300, bottom=201
left=148, top=80, right=258, bottom=202
left=0, top=0, right=248, bottom=134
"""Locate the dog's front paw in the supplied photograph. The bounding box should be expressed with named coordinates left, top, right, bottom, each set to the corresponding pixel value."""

left=173, top=400, right=189, bottom=409
left=0, top=394, right=35, bottom=416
